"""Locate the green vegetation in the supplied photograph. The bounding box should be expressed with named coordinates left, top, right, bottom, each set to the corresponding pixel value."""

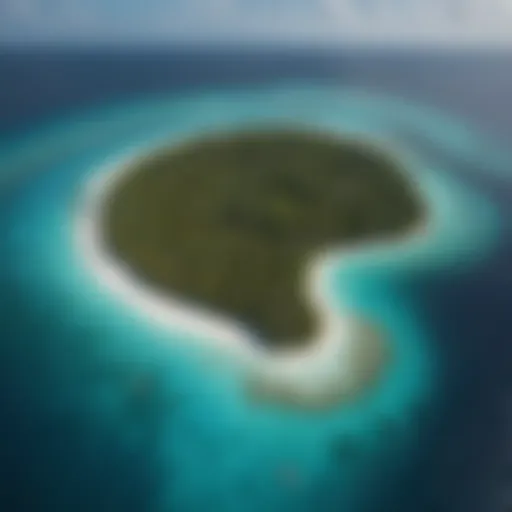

left=103, top=130, right=424, bottom=349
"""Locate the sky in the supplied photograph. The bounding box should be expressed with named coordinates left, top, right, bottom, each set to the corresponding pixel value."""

left=1, top=0, right=512, bottom=46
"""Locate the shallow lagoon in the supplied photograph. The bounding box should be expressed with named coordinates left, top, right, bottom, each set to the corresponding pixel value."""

left=0, top=85, right=504, bottom=511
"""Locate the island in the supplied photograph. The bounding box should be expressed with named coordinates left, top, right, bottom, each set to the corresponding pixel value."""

left=99, top=129, right=425, bottom=352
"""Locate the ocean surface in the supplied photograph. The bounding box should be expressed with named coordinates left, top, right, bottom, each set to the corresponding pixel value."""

left=0, top=48, right=511, bottom=512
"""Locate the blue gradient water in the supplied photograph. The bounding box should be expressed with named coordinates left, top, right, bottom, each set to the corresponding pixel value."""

left=0, top=55, right=511, bottom=512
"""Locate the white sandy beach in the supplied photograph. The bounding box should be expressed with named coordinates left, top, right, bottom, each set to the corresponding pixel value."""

left=73, top=137, right=429, bottom=408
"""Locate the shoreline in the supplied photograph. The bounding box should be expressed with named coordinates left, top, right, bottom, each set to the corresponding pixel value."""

left=74, top=133, right=430, bottom=408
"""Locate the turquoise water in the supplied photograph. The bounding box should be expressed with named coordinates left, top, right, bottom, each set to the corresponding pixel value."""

left=0, top=85, right=503, bottom=511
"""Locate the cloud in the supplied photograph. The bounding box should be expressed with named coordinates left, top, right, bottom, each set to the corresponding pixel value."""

left=1, top=0, right=512, bottom=45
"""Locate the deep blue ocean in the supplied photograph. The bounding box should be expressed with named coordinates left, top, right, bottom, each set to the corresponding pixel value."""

left=0, top=48, right=511, bottom=512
